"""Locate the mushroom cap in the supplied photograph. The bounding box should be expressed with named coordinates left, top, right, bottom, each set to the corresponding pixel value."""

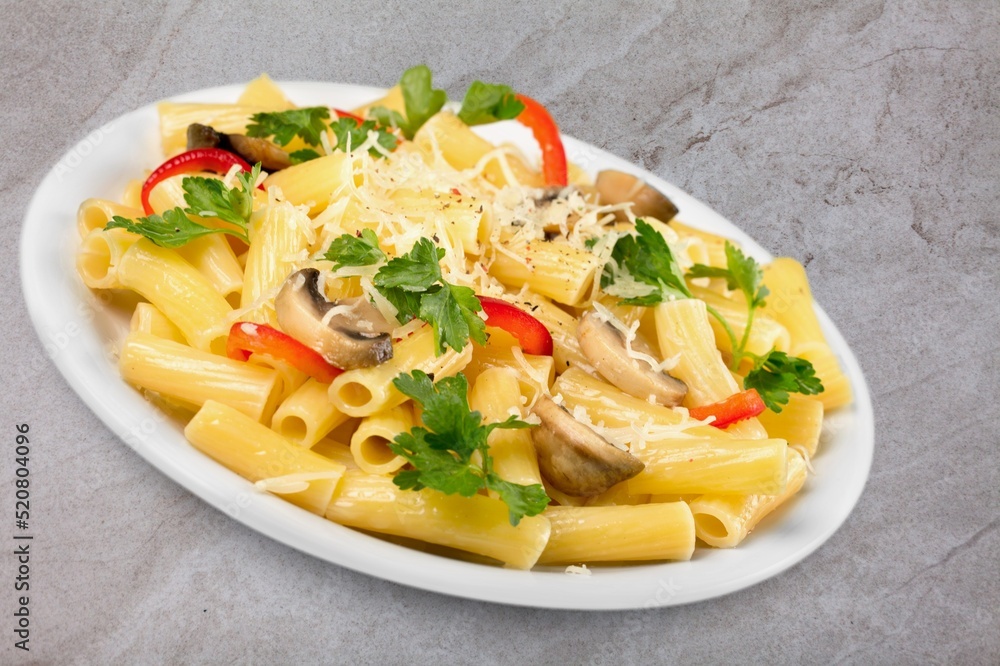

left=275, top=268, right=393, bottom=370
left=595, top=170, right=679, bottom=223
left=577, top=310, right=687, bottom=407
left=530, top=395, right=645, bottom=497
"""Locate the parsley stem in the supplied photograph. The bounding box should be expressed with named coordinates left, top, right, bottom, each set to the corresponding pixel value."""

left=704, top=304, right=740, bottom=369
left=734, top=306, right=758, bottom=371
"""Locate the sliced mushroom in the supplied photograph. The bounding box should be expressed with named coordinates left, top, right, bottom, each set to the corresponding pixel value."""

left=530, top=396, right=644, bottom=496
left=186, top=123, right=292, bottom=171
left=274, top=268, right=394, bottom=370
left=228, top=133, right=293, bottom=171
left=595, top=170, right=679, bottom=223
left=577, top=310, right=687, bottom=406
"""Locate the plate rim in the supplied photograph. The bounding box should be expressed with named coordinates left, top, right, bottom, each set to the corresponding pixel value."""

left=19, top=81, right=874, bottom=610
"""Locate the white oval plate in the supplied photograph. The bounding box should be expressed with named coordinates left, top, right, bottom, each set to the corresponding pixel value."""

left=20, top=83, right=873, bottom=610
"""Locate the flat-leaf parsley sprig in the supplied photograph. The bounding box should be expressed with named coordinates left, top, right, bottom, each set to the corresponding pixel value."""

left=389, top=370, right=550, bottom=526
left=687, top=242, right=824, bottom=411
left=687, top=241, right=769, bottom=366
left=246, top=107, right=397, bottom=163
left=324, top=234, right=486, bottom=355
left=595, top=220, right=823, bottom=412
left=106, top=163, right=261, bottom=248
left=595, top=219, right=736, bottom=346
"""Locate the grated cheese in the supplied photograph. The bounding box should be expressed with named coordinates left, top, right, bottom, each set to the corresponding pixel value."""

left=591, top=302, right=680, bottom=373
left=254, top=470, right=343, bottom=494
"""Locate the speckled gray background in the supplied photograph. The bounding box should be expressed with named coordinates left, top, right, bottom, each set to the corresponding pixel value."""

left=2, top=1, right=998, bottom=663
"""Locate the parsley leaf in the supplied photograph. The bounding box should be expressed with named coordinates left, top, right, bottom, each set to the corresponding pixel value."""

left=744, top=351, right=824, bottom=412
left=373, top=239, right=485, bottom=353
left=389, top=371, right=547, bottom=525
left=323, top=229, right=386, bottom=269
left=419, top=283, right=488, bottom=355
left=396, top=64, right=447, bottom=139
left=329, top=117, right=398, bottom=157
left=599, top=219, right=692, bottom=305
left=106, top=208, right=239, bottom=249
left=183, top=162, right=261, bottom=227
left=688, top=241, right=769, bottom=309
left=458, top=81, right=524, bottom=125
left=374, top=238, right=443, bottom=293
left=485, top=475, right=551, bottom=526
left=289, top=149, right=321, bottom=164
left=368, top=106, right=406, bottom=131
left=246, top=107, right=330, bottom=146
left=687, top=241, right=771, bottom=367
left=324, top=235, right=487, bottom=353
left=106, top=164, right=260, bottom=248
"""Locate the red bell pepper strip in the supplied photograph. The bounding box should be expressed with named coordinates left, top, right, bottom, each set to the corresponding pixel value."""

left=226, top=322, right=343, bottom=384
left=514, top=94, right=568, bottom=188
left=478, top=296, right=554, bottom=356
left=332, top=108, right=366, bottom=124
left=140, top=148, right=255, bottom=216
left=689, top=389, right=766, bottom=429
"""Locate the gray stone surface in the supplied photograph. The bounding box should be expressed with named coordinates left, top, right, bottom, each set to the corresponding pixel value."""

left=2, top=0, right=998, bottom=663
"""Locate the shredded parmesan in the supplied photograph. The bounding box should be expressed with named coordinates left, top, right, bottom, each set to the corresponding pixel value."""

left=565, top=564, right=592, bottom=576
left=254, top=470, right=342, bottom=494
left=591, top=301, right=680, bottom=373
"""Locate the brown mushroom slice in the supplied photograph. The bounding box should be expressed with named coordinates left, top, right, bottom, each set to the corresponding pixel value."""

left=275, top=268, right=393, bottom=370
left=577, top=310, right=687, bottom=407
left=187, top=123, right=226, bottom=150
left=228, top=134, right=293, bottom=171
left=595, top=170, right=679, bottom=223
left=530, top=395, right=644, bottom=497
left=186, top=123, right=292, bottom=171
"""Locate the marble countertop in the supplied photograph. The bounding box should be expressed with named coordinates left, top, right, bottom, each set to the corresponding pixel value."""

left=3, top=1, right=997, bottom=663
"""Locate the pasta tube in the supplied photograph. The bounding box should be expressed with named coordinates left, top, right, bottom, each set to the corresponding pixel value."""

left=325, top=472, right=551, bottom=569
left=185, top=400, right=346, bottom=515
left=77, top=227, right=140, bottom=290
left=469, top=367, right=543, bottom=486
left=120, top=332, right=280, bottom=423
left=349, top=404, right=413, bottom=475
left=627, top=437, right=788, bottom=496
left=761, top=258, right=853, bottom=410
left=271, top=378, right=350, bottom=449
left=490, top=238, right=603, bottom=307
left=263, top=153, right=350, bottom=215
left=413, top=111, right=543, bottom=188
left=77, top=198, right=143, bottom=237
left=129, top=303, right=185, bottom=343
left=689, top=447, right=808, bottom=548
left=116, top=239, right=233, bottom=353
left=654, top=298, right=767, bottom=439
left=329, top=323, right=472, bottom=417
left=538, top=503, right=695, bottom=564
left=240, top=201, right=311, bottom=322
left=756, top=394, right=824, bottom=457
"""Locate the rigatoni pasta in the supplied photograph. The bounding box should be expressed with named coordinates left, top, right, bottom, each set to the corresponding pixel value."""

left=74, top=71, right=853, bottom=572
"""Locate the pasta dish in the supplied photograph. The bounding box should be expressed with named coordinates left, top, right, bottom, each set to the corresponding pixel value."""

left=74, top=68, right=853, bottom=571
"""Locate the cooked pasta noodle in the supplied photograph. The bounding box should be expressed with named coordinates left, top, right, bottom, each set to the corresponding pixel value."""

left=74, top=73, right=852, bottom=570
